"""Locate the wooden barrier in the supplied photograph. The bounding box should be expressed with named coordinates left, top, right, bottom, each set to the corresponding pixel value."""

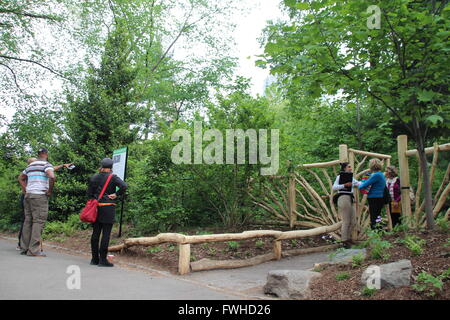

left=109, top=221, right=342, bottom=274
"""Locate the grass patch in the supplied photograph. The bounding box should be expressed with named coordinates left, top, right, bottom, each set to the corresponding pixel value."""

left=335, top=272, right=350, bottom=281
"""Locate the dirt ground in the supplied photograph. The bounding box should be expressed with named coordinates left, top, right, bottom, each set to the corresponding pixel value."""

left=308, top=231, right=450, bottom=300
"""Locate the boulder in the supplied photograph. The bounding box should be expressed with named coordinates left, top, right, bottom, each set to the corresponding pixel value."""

left=264, top=270, right=321, bottom=299
left=361, top=259, right=412, bottom=289
left=328, top=248, right=367, bottom=264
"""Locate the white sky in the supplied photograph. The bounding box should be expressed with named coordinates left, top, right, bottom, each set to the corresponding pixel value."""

left=0, top=1, right=286, bottom=125
left=233, top=0, right=284, bottom=95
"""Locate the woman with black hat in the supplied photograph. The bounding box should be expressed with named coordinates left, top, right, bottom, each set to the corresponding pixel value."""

left=87, top=158, right=127, bottom=267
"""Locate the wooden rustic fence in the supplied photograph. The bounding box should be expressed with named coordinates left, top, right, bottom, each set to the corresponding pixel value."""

left=250, top=144, right=391, bottom=240
left=108, top=222, right=342, bottom=275
left=250, top=136, right=449, bottom=237
left=397, top=135, right=450, bottom=228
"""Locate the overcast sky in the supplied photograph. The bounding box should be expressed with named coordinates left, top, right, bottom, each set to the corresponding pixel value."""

left=0, top=1, right=286, bottom=125
left=233, top=0, right=285, bottom=95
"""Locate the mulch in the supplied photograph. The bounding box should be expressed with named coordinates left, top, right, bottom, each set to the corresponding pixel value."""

left=308, top=231, right=450, bottom=300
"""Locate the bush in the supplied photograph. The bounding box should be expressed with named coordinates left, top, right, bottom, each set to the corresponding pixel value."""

left=435, top=215, right=449, bottom=233
left=352, top=252, right=365, bottom=268
left=42, top=221, right=75, bottom=239
left=412, top=272, right=444, bottom=297
left=364, top=230, right=392, bottom=260
left=401, top=235, right=426, bottom=256
left=361, top=286, right=376, bottom=297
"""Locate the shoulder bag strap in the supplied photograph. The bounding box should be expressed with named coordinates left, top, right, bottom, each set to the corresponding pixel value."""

left=97, top=174, right=113, bottom=200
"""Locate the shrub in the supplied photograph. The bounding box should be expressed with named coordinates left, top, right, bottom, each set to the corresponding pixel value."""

left=391, top=222, right=409, bottom=234
left=370, top=239, right=392, bottom=260
left=66, top=214, right=90, bottom=231
left=227, top=241, right=240, bottom=249
left=363, top=229, right=392, bottom=260
left=412, top=272, right=444, bottom=297
left=361, top=286, right=376, bottom=297
left=352, top=252, right=365, bottom=268
left=401, top=235, right=426, bottom=256
left=42, top=221, right=75, bottom=239
left=255, top=239, right=264, bottom=248
left=435, top=216, right=449, bottom=233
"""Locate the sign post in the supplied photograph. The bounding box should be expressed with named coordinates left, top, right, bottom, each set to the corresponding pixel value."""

left=112, top=147, right=128, bottom=238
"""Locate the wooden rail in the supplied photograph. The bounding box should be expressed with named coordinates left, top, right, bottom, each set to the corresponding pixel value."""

left=108, top=222, right=342, bottom=274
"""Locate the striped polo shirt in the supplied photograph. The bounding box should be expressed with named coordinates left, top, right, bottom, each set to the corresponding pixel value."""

left=22, top=160, right=54, bottom=194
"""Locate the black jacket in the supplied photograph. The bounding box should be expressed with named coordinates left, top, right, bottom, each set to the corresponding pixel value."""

left=87, top=172, right=127, bottom=224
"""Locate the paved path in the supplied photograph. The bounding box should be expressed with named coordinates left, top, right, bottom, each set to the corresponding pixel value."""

left=0, top=237, right=331, bottom=300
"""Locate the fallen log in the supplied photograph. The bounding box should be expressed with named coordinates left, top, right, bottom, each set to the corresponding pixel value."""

left=190, top=253, right=276, bottom=272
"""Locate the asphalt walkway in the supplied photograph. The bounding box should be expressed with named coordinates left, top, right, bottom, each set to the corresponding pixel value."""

left=0, top=237, right=330, bottom=300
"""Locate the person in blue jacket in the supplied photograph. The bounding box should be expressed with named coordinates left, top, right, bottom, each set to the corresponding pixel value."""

left=358, top=158, right=386, bottom=229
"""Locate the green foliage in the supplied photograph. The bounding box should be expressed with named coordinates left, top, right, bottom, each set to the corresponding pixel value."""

left=391, top=222, right=410, bottom=234
left=361, top=286, right=377, bottom=297
left=435, top=216, right=449, bottom=233
left=352, top=252, right=365, bottom=268
left=335, top=272, right=350, bottom=281
left=328, top=247, right=346, bottom=259
left=255, top=239, right=265, bottom=248
left=412, top=272, right=444, bottom=297
left=444, top=238, right=450, bottom=248
left=363, top=230, right=393, bottom=260
left=146, top=246, right=162, bottom=254
left=227, top=241, right=240, bottom=249
left=43, top=221, right=75, bottom=240
left=401, top=235, right=426, bottom=256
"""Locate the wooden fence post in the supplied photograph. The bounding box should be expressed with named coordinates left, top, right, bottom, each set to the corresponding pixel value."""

left=348, top=151, right=359, bottom=240
left=273, top=240, right=282, bottom=260
left=288, top=170, right=297, bottom=229
left=178, top=244, right=191, bottom=275
left=397, top=135, right=412, bottom=226
left=339, top=144, right=348, bottom=163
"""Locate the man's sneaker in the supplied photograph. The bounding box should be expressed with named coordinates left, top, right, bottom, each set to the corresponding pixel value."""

left=27, top=251, right=47, bottom=257
left=16, top=246, right=22, bottom=251
left=20, top=250, right=28, bottom=255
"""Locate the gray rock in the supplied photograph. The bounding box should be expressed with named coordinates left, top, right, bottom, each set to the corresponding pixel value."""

left=328, top=248, right=367, bottom=264
left=264, top=270, right=321, bottom=299
left=361, top=259, right=412, bottom=289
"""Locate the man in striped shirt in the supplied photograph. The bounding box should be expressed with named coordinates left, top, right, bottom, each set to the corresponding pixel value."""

left=18, top=148, right=55, bottom=257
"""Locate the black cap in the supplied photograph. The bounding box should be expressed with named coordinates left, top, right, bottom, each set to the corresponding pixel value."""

left=38, top=148, right=48, bottom=155
left=101, top=158, right=113, bottom=169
